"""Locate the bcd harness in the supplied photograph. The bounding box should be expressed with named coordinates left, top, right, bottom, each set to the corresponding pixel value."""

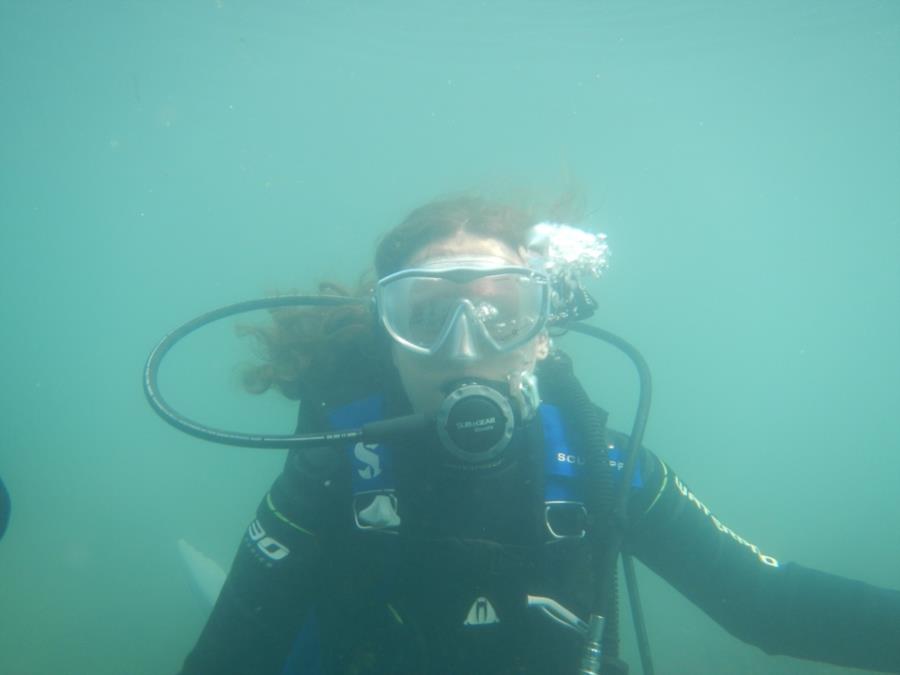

left=308, top=391, right=642, bottom=675
left=143, top=297, right=659, bottom=675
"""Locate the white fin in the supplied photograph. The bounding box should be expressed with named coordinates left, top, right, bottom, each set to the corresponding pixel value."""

left=177, top=539, right=227, bottom=610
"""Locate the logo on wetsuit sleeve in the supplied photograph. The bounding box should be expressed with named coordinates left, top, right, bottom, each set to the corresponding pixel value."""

left=673, top=476, right=779, bottom=568
left=246, top=519, right=290, bottom=561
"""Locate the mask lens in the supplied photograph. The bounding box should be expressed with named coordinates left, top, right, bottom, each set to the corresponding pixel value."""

left=379, top=269, right=547, bottom=354
left=469, top=274, right=543, bottom=345
left=406, top=278, right=462, bottom=346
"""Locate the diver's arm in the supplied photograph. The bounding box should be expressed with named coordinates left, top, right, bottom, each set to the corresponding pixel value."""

left=622, top=448, right=900, bottom=673
left=179, top=446, right=343, bottom=675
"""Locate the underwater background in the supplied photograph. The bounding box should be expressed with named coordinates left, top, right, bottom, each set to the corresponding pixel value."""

left=1, top=1, right=898, bottom=673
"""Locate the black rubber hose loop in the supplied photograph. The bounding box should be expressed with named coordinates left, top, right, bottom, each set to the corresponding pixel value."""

left=143, top=295, right=367, bottom=449
left=569, top=322, right=656, bottom=675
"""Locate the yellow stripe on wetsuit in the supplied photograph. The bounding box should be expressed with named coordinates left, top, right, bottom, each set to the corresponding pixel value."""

left=266, top=493, right=315, bottom=536
left=642, top=461, right=669, bottom=516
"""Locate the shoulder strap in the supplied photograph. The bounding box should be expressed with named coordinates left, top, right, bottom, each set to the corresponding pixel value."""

left=327, top=395, right=402, bottom=532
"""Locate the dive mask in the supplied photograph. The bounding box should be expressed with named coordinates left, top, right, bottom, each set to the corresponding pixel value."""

left=375, top=256, right=551, bottom=361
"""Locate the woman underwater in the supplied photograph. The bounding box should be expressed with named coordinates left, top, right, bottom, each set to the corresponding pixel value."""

left=174, top=196, right=900, bottom=675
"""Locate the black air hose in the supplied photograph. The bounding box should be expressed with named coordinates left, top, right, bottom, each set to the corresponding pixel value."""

left=537, top=350, right=620, bottom=658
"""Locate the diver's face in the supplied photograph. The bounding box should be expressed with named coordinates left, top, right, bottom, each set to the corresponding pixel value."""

left=389, top=232, right=549, bottom=416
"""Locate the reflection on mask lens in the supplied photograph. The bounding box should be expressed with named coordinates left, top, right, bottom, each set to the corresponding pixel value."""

left=377, top=267, right=549, bottom=355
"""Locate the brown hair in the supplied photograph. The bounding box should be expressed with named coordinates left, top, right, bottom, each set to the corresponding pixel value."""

left=240, top=195, right=552, bottom=406
left=374, top=196, right=535, bottom=277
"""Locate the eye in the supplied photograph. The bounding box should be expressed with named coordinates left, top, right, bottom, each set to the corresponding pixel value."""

left=408, top=299, right=454, bottom=341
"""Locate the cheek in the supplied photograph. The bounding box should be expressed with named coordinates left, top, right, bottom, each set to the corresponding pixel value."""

left=390, top=345, right=412, bottom=389
left=390, top=345, right=448, bottom=414
left=391, top=344, right=429, bottom=381
left=508, top=333, right=548, bottom=372
left=391, top=344, right=441, bottom=388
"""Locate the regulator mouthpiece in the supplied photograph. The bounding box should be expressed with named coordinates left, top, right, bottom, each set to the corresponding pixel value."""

left=435, top=380, right=516, bottom=467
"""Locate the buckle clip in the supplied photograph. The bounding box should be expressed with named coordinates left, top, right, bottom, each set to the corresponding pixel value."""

left=544, top=500, right=587, bottom=539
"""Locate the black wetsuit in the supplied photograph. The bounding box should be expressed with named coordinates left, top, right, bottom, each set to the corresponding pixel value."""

left=0, top=475, right=9, bottom=541
left=180, top=386, right=900, bottom=675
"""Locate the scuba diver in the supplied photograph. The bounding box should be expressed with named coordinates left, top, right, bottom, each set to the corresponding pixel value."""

left=147, top=196, right=900, bottom=674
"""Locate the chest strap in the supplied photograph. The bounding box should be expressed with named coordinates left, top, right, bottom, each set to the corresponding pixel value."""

left=328, top=395, right=402, bottom=531
left=328, top=396, right=641, bottom=539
